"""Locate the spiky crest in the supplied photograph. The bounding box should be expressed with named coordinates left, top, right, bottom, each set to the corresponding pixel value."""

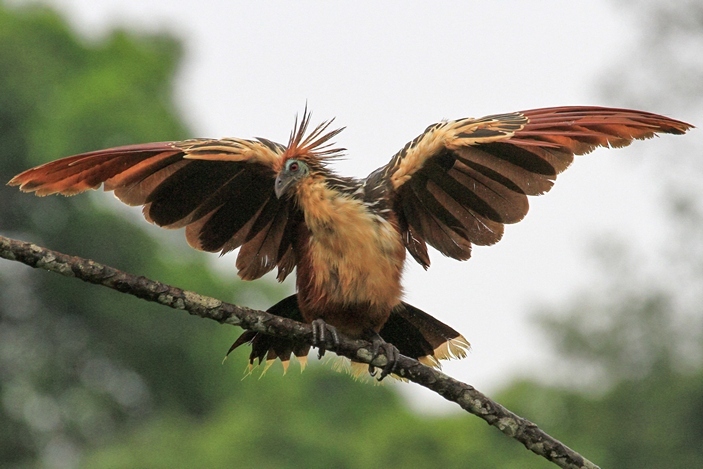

left=282, top=106, right=346, bottom=169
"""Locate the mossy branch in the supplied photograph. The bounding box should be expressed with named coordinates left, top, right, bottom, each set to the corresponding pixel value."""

left=0, top=234, right=599, bottom=469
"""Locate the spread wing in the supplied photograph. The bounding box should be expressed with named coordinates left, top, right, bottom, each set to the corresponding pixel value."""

left=377, top=106, right=692, bottom=267
left=9, top=138, right=300, bottom=281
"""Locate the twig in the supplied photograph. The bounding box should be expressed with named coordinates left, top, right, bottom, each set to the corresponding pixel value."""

left=0, top=234, right=599, bottom=469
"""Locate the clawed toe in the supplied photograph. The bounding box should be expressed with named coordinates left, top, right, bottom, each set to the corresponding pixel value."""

left=311, top=318, right=339, bottom=359
left=367, top=331, right=400, bottom=381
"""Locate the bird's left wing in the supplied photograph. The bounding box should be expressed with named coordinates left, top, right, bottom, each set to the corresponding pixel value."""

left=375, top=106, right=691, bottom=267
left=9, top=138, right=300, bottom=281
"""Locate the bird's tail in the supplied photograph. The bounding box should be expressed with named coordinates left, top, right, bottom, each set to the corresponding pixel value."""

left=226, top=295, right=311, bottom=376
left=380, top=301, right=470, bottom=368
left=227, top=295, right=469, bottom=377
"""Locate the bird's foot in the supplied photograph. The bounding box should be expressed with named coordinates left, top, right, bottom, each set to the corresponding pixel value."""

left=366, top=331, right=400, bottom=381
left=311, top=318, right=340, bottom=359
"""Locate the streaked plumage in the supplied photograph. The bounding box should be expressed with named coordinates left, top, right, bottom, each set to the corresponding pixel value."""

left=10, top=106, right=691, bottom=378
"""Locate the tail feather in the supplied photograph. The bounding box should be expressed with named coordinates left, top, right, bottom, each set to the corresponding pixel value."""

left=381, top=302, right=470, bottom=367
left=227, top=295, right=468, bottom=378
left=227, top=295, right=310, bottom=374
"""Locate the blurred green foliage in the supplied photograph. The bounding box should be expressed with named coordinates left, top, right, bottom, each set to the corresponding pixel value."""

left=0, top=3, right=285, bottom=466
left=1, top=3, right=701, bottom=469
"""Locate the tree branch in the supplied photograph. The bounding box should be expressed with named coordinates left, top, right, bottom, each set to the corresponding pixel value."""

left=0, top=234, right=599, bottom=469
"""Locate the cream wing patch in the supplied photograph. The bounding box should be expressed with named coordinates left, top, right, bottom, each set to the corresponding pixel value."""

left=389, top=112, right=528, bottom=190
left=179, top=138, right=284, bottom=168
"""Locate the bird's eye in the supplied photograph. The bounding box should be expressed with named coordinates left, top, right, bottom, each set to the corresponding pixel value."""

left=289, top=161, right=299, bottom=172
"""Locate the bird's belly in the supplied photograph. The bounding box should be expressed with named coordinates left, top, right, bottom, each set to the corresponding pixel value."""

left=308, top=227, right=404, bottom=306
left=297, top=207, right=406, bottom=334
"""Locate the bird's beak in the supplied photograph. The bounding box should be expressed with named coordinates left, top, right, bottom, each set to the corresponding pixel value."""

left=274, top=172, right=295, bottom=199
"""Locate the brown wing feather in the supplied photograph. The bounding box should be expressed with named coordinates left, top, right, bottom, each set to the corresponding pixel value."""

left=382, top=106, right=692, bottom=267
left=9, top=139, right=300, bottom=281
left=8, top=142, right=180, bottom=196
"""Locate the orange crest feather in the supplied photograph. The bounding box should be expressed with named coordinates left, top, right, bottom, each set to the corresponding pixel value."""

left=282, top=106, right=346, bottom=167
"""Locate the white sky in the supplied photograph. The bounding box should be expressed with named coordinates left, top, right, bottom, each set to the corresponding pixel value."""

left=24, top=0, right=690, bottom=411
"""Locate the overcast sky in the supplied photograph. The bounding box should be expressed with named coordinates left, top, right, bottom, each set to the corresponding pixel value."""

left=23, top=0, right=692, bottom=411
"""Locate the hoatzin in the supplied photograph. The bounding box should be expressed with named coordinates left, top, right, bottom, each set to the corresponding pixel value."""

left=10, top=106, right=691, bottom=379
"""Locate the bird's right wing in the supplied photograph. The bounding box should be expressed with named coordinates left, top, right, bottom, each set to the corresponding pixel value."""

left=9, top=138, right=300, bottom=281
left=375, top=106, right=692, bottom=268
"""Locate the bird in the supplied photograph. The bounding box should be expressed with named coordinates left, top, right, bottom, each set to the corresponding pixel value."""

left=9, top=106, right=692, bottom=379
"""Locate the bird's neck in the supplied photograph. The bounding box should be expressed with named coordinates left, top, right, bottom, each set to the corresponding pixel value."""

left=294, top=176, right=346, bottom=233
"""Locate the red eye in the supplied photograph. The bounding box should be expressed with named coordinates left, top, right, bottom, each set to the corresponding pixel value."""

left=289, top=162, right=299, bottom=172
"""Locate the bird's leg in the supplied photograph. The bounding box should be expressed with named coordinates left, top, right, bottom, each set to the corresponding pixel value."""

left=311, top=318, right=340, bottom=359
left=365, top=330, right=400, bottom=381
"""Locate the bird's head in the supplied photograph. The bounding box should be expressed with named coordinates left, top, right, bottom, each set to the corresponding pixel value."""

left=275, top=158, right=310, bottom=198
left=274, top=108, right=345, bottom=199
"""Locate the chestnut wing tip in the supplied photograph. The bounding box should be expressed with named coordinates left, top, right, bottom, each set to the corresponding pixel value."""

left=8, top=141, right=182, bottom=197
left=668, top=120, right=694, bottom=134
left=7, top=174, right=26, bottom=189
left=522, top=105, right=693, bottom=134
left=640, top=113, right=693, bottom=135
left=7, top=168, right=92, bottom=196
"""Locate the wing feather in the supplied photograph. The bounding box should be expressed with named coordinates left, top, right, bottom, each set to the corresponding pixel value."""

left=10, top=138, right=300, bottom=281
left=10, top=143, right=179, bottom=196
left=425, top=180, right=504, bottom=246
left=112, top=156, right=190, bottom=206
left=236, top=200, right=291, bottom=281
left=380, top=106, right=691, bottom=266
left=145, top=160, right=247, bottom=227
left=436, top=161, right=528, bottom=224
left=405, top=183, right=474, bottom=260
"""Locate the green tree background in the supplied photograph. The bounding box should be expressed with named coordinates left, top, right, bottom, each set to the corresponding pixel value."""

left=0, top=2, right=700, bottom=468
